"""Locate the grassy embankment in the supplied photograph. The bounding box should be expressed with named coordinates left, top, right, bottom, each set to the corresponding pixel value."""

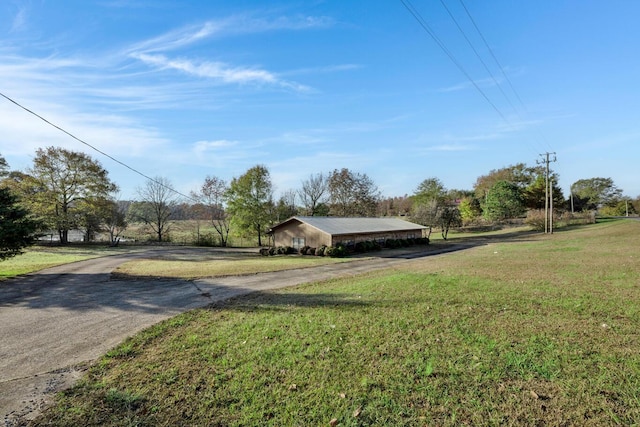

left=33, top=220, right=640, bottom=426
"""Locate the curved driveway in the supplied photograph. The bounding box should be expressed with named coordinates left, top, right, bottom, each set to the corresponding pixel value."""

left=0, top=245, right=468, bottom=425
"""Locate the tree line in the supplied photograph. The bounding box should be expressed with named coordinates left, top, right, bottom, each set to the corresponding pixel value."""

left=1, top=147, right=638, bottom=259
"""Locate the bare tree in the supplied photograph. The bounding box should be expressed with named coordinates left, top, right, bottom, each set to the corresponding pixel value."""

left=191, top=176, right=230, bottom=246
left=131, top=177, right=179, bottom=242
left=104, top=194, right=128, bottom=246
left=275, top=189, right=299, bottom=221
left=299, top=173, right=328, bottom=216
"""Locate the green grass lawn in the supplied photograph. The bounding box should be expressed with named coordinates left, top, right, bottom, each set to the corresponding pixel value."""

left=0, top=245, right=133, bottom=280
left=113, top=252, right=357, bottom=280
left=33, top=220, right=640, bottom=426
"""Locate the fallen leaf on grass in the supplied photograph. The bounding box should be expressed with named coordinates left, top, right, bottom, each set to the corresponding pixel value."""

left=330, top=418, right=339, bottom=426
left=353, top=407, right=362, bottom=417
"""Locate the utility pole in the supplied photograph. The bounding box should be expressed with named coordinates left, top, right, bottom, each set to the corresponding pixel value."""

left=537, top=152, right=557, bottom=233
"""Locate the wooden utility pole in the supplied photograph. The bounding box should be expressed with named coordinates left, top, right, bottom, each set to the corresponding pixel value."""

left=538, top=152, right=557, bottom=233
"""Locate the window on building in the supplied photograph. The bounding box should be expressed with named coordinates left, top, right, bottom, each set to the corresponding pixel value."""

left=292, top=237, right=305, bottom=249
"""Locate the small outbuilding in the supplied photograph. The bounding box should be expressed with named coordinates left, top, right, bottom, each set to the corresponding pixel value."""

left=268, top=216, right=427, bottom=250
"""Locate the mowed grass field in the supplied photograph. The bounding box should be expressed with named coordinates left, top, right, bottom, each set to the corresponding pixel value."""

left=0, top=245, right=133, bottom=280
left=33, top=220, right=640, bottom=426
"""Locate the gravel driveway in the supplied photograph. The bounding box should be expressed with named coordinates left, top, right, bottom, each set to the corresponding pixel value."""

left=0, top=245, right=467, bottom=426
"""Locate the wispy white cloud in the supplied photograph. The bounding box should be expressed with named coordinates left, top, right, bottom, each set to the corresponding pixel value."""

left=424, top=144, right=475, bottom=152
left=437, top=76, right=501, bottom=93
left=193, top=139, right=237, bottom=154
left=131, top=53, right=310, bottom=91
left=125, top=14, right=331, bottom=91
left=10, top=6, right=28, bottom=32
left=127, top=15, right=334, bottom=54
left=282, top=64, right=362, bottom=77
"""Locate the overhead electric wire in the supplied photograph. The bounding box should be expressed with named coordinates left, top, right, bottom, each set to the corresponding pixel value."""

left=0, top=91, right=196, bottom=202
left=457, top=0, right=555, bottom=153
left=401, top=0, right=551, bottom=157
left=457, top=0, right=526, bottom=109
left=399, top=0, right=509, bottom=123
left=438, top=0, right=518, bottom=114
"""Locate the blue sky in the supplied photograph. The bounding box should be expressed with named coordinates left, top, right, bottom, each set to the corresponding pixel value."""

left=1, top=1, right=638, bottom=201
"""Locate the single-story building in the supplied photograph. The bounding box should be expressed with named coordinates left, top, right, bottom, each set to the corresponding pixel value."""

left=268, top=216, right=427, bottom=249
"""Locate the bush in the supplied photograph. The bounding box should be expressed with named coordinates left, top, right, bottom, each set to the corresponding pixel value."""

left=326, top=245, right=346, bottom=258
left=299, top=245, right=310, bottom=255
left=525, top=209, right=546, bottom=231
left=259, top=247, right=270, bottom=256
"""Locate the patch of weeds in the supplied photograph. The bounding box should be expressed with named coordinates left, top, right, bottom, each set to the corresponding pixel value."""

left=105, top=342, right=137, bottom=359
left=104, top=388, right=145, bottom=411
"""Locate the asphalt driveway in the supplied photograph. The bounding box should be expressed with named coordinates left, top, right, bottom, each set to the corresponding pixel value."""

left=0, top=245, right=468, bottom=425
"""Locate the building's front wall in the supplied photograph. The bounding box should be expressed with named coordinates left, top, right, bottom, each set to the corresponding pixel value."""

left=272, top=221, right=332, bottom=249
left=273, top=220, right=425, bottom=249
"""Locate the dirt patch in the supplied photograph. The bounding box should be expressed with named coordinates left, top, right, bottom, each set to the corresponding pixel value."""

left=2, top=364, right=88, bottom=427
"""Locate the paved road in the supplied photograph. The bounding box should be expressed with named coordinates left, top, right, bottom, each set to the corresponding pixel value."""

left=0, top=245, right=469, bottom=425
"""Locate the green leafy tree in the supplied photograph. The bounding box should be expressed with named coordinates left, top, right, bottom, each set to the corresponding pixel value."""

left=0, top=187, right=40, bottom=260
left=484, top=180, right=525, bottom=221
left=413, top=178, right=447, bottom=206
left=474, top=163, right=538, bottom=200
left=439, top=206, right=462, bottom=240
left=571, top=177, right=622, bottom=211
left=328, top=168, right=380, bottom=217
left=458, top=197, right=482, bottom=224
left=0, top=154, right=8, bottom=179
left=599, top=199, right=637, bottom=216
left=19, top=147, right=117, bottom=244
left=226, top=165, right=274, bottom=246
left=131, top=177, right=179, bottom=242
left=410, top=199, right=440, bottom=239
left=523, top=173, right=564, bottom=210
left=411, top=177, right=464, bottom=237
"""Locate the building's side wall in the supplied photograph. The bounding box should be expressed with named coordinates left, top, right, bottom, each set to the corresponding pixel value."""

left=273, top=222, right=332, bottom=248
left=331, top=229, right=425, bottom=246
left=273, top=221, right=426, bottom=249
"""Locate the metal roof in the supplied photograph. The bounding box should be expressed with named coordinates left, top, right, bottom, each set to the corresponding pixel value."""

left=271, top=216, right=426, bottom=236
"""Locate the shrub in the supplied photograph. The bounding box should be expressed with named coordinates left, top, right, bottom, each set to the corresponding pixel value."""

left=325, top=245, right=346, bottom=258
left=299, top=246, right=310, bottom=255
left=525, top=209, right=546, bottom=231
left=259, top=248, right=270, bottom=256
left=417, top=237, right=429, bottom=245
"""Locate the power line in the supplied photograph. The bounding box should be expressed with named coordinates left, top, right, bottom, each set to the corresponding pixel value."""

left=438, top=0, right=518, bottom=114
left=399, top=0, right=509, bottom=123
left=0, top=91, right=196, bottom=202
left=457, top=0, right=554, bottom=153
left=457, top=0, right=526, bottom=110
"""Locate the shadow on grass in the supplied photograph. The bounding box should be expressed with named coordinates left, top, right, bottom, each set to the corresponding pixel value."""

left=207, top=290, right=370, bottom=312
